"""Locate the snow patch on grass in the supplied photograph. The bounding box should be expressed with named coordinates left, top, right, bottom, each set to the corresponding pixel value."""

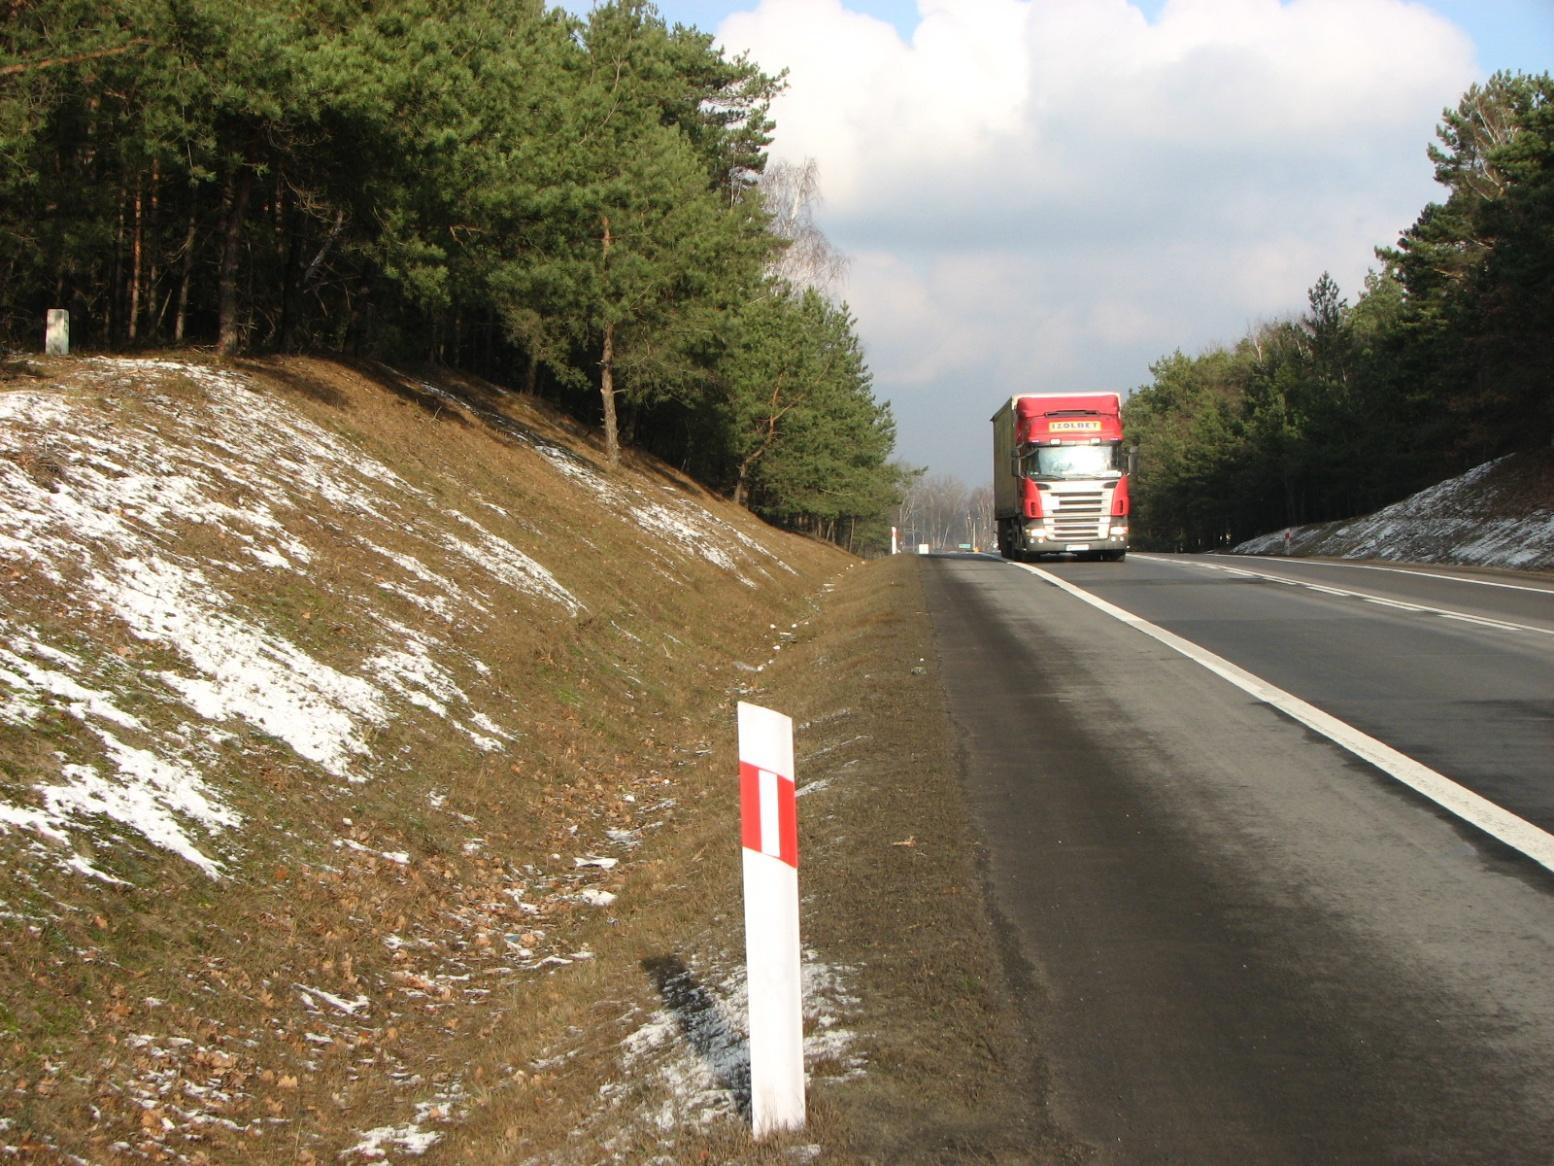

left=0, top=611, right=239, bottom=878
left=344, top=1084, right=465, bottom=1161
left=527, top=431, right=791, bottom=586
left=1234, top=453, right=1554, bottom=569
left=591, top=953, right=861, bottom=1152
left=102, top=554, right=386, bottom=780
left=403, top=372, right=792, bottom=584
left=0, top=358, right=572, bottom=877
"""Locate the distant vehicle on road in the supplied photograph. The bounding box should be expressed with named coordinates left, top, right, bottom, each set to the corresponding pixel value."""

left=991, top=392, right=1130, bottom=561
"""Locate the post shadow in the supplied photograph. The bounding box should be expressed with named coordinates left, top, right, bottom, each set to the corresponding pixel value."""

left=641, top=954, right=752, bottom=1119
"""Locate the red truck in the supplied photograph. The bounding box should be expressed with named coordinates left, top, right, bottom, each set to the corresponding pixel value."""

left=991, top=392, right=1130, bottom=561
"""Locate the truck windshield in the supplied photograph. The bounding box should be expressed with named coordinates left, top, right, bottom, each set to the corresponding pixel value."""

left=1025, top=444, right=1121, bottom=479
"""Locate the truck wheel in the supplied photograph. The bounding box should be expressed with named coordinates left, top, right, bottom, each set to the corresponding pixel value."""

left=998, top=524, right=1019, bottom=560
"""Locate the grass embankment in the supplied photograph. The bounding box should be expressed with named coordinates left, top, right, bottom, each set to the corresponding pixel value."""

left=1, top=356, right=1079, bottom=1163
left=0, top=354, right=834, bottom=1162
left=728, top=554, right=1086, bottom=1165
left=448, top=554, right=1087, bottom=1164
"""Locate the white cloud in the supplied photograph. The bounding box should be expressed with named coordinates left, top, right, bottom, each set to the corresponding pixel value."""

left=718, top=0, right=1477, bottom=481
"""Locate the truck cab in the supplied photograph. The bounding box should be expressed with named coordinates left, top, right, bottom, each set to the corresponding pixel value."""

left=992, top=394, right=1130, bottom=562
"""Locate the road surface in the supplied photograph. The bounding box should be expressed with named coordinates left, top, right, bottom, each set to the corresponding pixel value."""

left=922, top=552, right=1554, bottom=1165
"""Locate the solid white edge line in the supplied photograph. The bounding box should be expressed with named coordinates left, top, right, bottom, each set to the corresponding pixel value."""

left=1221, top=555, right=1554, bottom=596
left=1146, top=555, right=1554, bottom=638
left=1015, top=561, right=1554, bottom=874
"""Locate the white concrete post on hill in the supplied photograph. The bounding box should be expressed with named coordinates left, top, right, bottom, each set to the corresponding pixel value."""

left=737, top=701, right=805, bottom=1136
left=45, top=310, right=69, bottom=356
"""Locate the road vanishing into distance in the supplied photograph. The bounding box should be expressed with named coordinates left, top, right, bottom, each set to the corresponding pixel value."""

left=922, top=553, right=1554, bottom=1165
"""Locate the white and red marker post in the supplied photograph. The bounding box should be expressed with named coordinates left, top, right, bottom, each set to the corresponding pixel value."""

left=737, top=701, right=805, bottom=1136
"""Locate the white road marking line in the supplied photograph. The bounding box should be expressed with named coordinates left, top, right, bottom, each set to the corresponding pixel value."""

left=1216, top=555, right=1554, bottom=596
left=1014, top=561, right=1554, bottom=874
left=1139, top=555, right=1554, bottom=638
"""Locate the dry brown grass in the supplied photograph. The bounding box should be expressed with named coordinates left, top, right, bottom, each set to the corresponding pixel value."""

left=726, top=555, right=1088, bottom=1165
left=431, top=553, right=1089, bottom=1164
left=0, top=354, right=845, bottom=1163
left=3, top=356, right=1081, bottom=1164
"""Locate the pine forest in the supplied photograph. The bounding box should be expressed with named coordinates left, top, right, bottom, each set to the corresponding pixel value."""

left=1123, top=71, right=1553, bottom=552
left=4, top=6, right=1550, bottom=554
left=0, top=0, right=902, bottom=550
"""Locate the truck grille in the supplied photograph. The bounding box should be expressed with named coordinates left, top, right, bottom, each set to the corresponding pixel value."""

left=1052, top=490, right=1105, bottom=540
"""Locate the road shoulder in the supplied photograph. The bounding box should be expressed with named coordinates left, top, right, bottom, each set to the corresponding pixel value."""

left=777, top=554, right=1087, bottom=1163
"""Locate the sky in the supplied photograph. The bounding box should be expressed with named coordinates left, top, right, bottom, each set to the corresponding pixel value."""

left=560, top=0, right=1554, bottom=485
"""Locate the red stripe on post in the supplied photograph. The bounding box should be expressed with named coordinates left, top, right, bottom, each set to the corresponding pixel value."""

left=775, top=769, right=798, bottom=868
left=739, top=760, right=798, bottom=869
left=740, top=760, right=763, bottom=854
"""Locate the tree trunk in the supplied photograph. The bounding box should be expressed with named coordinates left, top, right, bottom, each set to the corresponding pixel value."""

left=217, top=164, right=254, bottom=357
left=733, top=383, right=788, bottom=508
left=147, top=162, right=160, bottom=340
left=128, top=178, right=143, bottom=343
left=110, top=189, right=125, bottom=343
left=599, top=215, right=621, bottom=468
left=282, top=205, right=344, bottom=349
left=0, top=40, right=150, bottom=77
left=278, top=199, right=308, bottom=352
left=278, top=226, right=302, bottom=350
left=174, top=199, right=198, bottom=343
left=601, top=320, right=620, bottom=469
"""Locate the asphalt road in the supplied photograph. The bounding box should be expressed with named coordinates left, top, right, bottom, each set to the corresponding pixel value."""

left=921, top=552, right=1554, bottom=1165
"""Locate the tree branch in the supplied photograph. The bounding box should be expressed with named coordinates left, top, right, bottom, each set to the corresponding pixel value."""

left=0, top=39, right=151, bottom=79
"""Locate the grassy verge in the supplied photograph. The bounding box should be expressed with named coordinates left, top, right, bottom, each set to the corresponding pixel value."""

left=3, top=355, right=1083, bottom=1163
left=745, top=554, right=1085, bottom=1164
left=439, top=554, right=1087, bottom=1164
left=0, top=355, right=845, bottom=1164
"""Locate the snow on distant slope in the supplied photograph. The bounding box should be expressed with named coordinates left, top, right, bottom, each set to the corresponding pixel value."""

left=406, top=373, right=797, bottom=587
left=1234, top=452, right=1554, bottom=570
left=0, top=358, right=788, bottom=881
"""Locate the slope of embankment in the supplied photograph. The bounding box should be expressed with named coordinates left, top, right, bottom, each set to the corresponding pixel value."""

left=1233, top=448, right=1554, bottom=571
left=1, top=354, right=865, bottom=1161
